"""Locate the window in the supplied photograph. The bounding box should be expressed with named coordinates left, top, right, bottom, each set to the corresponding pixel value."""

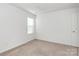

left=27, top=17, right=34, bottom=34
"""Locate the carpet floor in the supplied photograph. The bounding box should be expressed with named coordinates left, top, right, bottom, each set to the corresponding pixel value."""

left=0, top=39, right=78, bottom=56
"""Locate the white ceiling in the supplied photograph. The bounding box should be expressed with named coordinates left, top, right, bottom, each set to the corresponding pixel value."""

left=12, top=3, right=79, bottom=15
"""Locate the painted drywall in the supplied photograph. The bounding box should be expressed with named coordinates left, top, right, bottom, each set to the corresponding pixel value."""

left=0, top=4, right=36, bottom=53
left=36, top=8, right=78, bottom=47
left=77, top=8, right=79, bottom=46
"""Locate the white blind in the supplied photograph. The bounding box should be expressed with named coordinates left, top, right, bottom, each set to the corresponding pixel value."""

left=27, top=17, right=34, bottom=34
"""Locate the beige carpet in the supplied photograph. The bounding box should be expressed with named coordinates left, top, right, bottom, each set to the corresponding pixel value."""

left=0, top=39, right=78, bottom=56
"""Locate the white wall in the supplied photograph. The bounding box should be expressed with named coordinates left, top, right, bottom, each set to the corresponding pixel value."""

left=0, top=4, right=36, bottom=53
left=77, top=8, right=79, bottom=46
left=36, top=8, right=78, bottom=47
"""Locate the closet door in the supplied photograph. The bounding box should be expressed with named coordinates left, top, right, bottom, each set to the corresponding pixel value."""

left=71, top=10, right=78, bottom=46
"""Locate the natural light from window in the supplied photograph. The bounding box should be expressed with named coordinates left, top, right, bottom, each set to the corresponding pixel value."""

left=27, top=17, right=34, bottom=34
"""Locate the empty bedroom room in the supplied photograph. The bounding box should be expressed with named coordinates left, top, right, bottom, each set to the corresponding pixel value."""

left=0, top=3, right=79, bottom=56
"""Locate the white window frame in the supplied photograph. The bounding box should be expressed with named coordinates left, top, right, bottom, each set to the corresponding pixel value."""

left=27, top=17, right=34, bottom=34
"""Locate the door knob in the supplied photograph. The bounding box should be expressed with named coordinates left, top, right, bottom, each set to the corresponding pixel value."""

left=72, top=30, right=76, bottom=32
left=72, top=30, right=75, bottom=32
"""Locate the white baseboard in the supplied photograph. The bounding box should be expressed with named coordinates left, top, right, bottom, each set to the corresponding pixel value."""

left=0, top=39, right=33, bottom=54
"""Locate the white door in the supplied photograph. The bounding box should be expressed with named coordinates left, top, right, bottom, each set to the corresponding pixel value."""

left=71, top=10, right=78, bottom=46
